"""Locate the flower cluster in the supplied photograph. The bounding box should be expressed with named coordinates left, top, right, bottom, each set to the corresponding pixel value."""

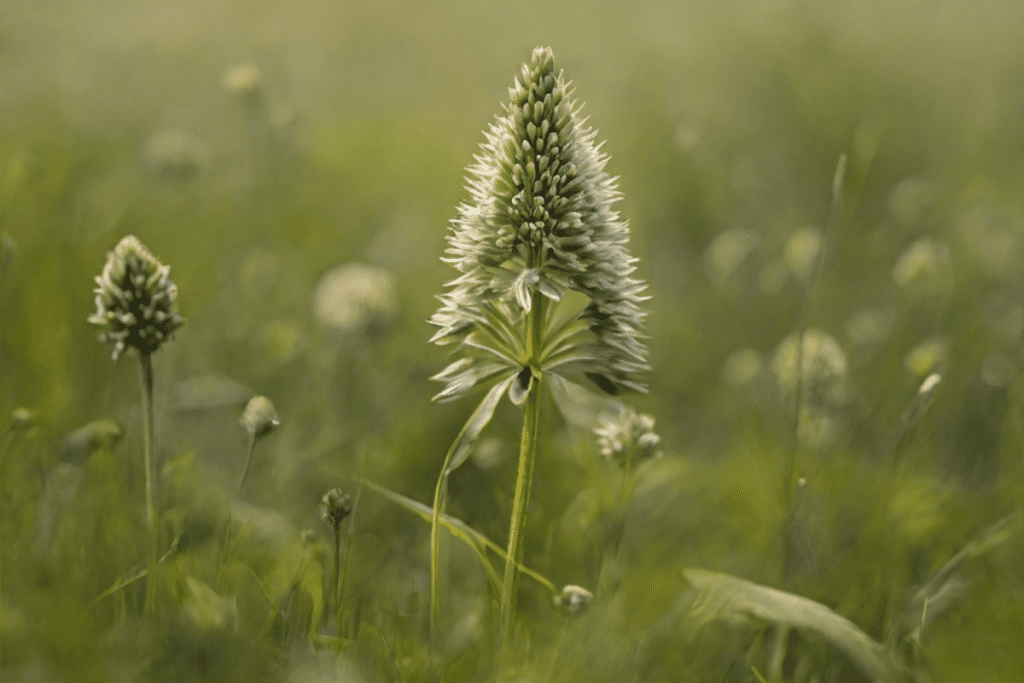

left=321, top=488, right=353, bottom=529
left=594, top=406, right=661, bottom=467
left=429, top=47, right=648, bottom=401
left=88, top=235, right=184, bottom=359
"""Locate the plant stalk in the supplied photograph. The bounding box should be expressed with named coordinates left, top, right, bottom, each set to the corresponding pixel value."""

left=498, top=373, right=543, bottom=656
left=138, top=352, right=159, bottom=616
left=498, top=282, right=544, bottom=659
left=336, top=482, right=360, bottom=639
left=332, top=522, right=341, bottom=635
left=239, top=433, right=257, bottom=494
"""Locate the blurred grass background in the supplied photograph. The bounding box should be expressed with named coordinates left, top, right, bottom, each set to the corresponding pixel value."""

left=2, top=0, right=1024, bottom=681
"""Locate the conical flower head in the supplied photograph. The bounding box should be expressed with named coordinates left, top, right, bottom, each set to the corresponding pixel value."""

left=429, top=47, right=649, bottom=401
left=88, top=235, right=185, bottom=359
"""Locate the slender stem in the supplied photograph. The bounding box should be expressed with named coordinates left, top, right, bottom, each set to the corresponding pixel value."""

left=498, top=365, right=543, bottom=659
left=780, top=156, right=846, bottom=585
left=138, top=352, right=159, bottom=616
left=337, top=482, right=360, bottom=639
left=620, top=445, right=634, bottom=509
left=239, top=433, right=257, bottom=494
left=430, top=466, right=449, bottom=632
left=332, top=522, right=341, bottom=635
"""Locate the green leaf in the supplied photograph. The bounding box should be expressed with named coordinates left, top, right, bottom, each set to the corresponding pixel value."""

left=683, top=568, right=907, bottom=682
left=908, top=508, right=1023, bottom=641
left=447, top=374, right=516, bottom=475
left=364, top=478, right=501, bottom=591
left=92, top=564, right=148, bottom=604
left=362, top=478, right=556, bottom=595
left=181, top=576, right=236, bottom=631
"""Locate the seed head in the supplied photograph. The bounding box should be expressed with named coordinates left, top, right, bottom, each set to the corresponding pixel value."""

left=88, top=235, right=184, bottom=359
left=594, top=406, right=661, bottom=466
left=321, top=488, right=352, bottom=529
left=240, top=395, right=280, bottom=440
left=429, top=47, right=649, bottom=401
left=553, top=584, right=593, bottom=616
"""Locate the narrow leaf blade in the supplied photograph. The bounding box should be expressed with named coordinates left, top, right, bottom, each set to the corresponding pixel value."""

left=683, top=568, right=906, bottom=682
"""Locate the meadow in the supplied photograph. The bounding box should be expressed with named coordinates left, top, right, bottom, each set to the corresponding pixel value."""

left=2, top=1, right=1024, bottom=681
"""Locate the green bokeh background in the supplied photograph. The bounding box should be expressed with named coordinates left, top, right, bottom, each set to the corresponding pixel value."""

left=2, top=1, right=1024, bottom=681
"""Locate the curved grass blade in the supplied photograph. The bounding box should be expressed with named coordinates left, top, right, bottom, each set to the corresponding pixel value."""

left=92, top=536, right=180, bottom=605
left=907, top=508, right=1023, bottom=643
left=363, top=478, right=556, bottom=595
left=683, top=568, right=907, bottom=682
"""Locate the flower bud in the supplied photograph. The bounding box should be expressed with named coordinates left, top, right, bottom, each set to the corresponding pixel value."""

left=240, top=396, right=280, bottom=440
left=321, top=488, right=352, bottom=529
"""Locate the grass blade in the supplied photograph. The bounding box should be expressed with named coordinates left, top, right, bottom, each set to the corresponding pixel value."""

left=363, top=478, right=556, bottom=595
left=429, top=373, right=516, bottom=635
left=908, top=508, right=1023, bottom=640
left=683, top=568, right=906, bottom=682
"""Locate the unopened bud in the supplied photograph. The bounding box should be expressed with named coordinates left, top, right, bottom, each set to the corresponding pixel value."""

left=240, top=396, right=280, bottom=440
left=321, top=488, right=352, bottom=529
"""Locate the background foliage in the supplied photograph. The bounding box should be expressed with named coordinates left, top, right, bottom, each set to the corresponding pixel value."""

left=2, top=0, right=1024, bottom=681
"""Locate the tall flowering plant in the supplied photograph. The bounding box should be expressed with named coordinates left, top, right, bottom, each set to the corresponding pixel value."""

left=89, top=234, right=184, bottom=615
left=428, top=47, right=649, bottom=652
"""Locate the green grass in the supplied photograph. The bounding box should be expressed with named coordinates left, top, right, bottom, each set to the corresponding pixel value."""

left=3, top=1, right=1024, bottom=681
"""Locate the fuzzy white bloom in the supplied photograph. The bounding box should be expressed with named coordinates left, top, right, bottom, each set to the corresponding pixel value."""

left=429, top=47, right=649, bottom=402
left=314, top=263, right=397, bottom=333
left=770, top=328, right=847, bottom=407
left=143, top=128, right=209, bottom=180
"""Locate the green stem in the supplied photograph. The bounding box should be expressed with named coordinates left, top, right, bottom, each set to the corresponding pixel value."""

left=430, top=469, right=448, bottom=632
left=498, top=365, right=543, bottom=658
left=332, top=522, right=341, bottom=635
left=138, top=352, right=159, bottom=617
left=337, top=482, right=360, bottom=639
left=239, top=433, right=257, bottom=494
